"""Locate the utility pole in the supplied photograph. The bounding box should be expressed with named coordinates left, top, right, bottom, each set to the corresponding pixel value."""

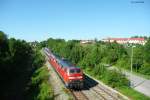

left=131, top=46, right=133, bottom=73
left=131, top=46, right=136, bottom=73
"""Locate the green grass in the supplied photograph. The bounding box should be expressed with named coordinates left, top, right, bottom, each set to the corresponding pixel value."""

left=117, top=87, right=150, bottom=100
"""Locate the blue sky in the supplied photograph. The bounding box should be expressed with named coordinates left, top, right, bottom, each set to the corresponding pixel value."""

left=0, top=0, right=150, bottom=41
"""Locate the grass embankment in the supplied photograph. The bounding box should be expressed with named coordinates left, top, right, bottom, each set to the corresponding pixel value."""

left=26, top=66, right=54, bottom=100
left=83, top=66, right=150, bottom=100
left=118, top=87, right=150, bottom=100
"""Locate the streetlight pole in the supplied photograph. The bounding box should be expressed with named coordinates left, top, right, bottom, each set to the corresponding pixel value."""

left=131, top=46, right=135, bottom=73
left=131, top=46, right=133, bottom=73
left=130, top=45, right=136, bottom=87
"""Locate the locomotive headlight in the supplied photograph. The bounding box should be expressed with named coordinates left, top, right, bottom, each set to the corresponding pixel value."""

left=77, top=76, right=83, bottom=79
left=68, top=76, right=82, bottom=79
left=68, top=77, right=75, bottom=79
left=69, top=79, right=73, bottom=82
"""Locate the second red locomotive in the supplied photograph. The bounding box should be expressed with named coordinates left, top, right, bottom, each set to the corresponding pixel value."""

left=43, top=48, right=84, bottom=89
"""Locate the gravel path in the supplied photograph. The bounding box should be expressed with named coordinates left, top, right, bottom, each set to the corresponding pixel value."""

left=124, top=71, right=150, bottom=97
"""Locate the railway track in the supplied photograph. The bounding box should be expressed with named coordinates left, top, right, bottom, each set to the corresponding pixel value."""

left=70, top=89, right=88, bottom=100
left=69, top=79, right=120, bottom=100
left=95, top=84, right=119, bottom=100
left=68, top=75, right=126, bottom=100
left=85, top=76, right=121, bottom=100
left=84, top=82, right=113, bottom=100
left=91, top=86, right=117, bottom=100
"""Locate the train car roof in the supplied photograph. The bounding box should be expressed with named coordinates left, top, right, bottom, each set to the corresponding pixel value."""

left=44, top=48, right=75, bottom=68
left=57, top=58, right=74, bottom=67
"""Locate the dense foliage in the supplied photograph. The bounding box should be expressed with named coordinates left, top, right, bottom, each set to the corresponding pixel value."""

left=26, top=67, right=53, bottom=100
left=40, top=37, right=150, bottom=78
left=0, top=31, right=53, bottom=100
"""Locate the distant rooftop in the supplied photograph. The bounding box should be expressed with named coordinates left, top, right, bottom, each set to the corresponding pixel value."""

left=102, top=37, right=147, bottom=45
left=107, top=38, right=145, bottom=41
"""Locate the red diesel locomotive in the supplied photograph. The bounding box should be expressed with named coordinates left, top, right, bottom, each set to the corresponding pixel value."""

left=44, top=48, right=84, bottom=88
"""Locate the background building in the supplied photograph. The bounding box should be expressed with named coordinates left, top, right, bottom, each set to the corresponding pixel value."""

left=102, top=38, right=147, bottom=45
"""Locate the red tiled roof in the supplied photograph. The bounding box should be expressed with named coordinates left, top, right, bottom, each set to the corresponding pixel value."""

left=129, top=38, right=144, bottom=41
left=108, top=38, right=144, bottom=41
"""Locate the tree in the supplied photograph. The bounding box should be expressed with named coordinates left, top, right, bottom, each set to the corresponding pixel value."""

left=0, top=31, right=9, bottom=57
left=137, top=39, right=150, bottom=75
left=104, top=70, right=129, bottom=88
left=139, top=62, right=150, bottom=75
left=144, top=39, right=150, bottom=63
left=0, top=31, right=10, bottom=82
left=132, top=46, right=144, bottom=72
left=69, top=44, right=83, bottom=64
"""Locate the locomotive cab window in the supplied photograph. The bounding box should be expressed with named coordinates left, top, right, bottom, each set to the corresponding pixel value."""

left=69, top=69, right=75, bottom=74
left=69, top=69, right=81, bottom=74
left=76, top=69, right=81, bottom=73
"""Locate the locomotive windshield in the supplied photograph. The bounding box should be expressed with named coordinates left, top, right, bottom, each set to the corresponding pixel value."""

left=69, top=69, right=81, bottom=74
left=76, top=69, right=81, bottom=73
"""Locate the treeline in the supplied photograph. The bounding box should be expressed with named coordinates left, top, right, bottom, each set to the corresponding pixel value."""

left=131, top=36, right=149, bottom=39
left=39, top=37, right=150, bottom=77
left=0, top=31, right=53, bottom=100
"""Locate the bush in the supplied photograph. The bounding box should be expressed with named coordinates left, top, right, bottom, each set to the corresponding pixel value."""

left=27, top=67, right=53, bottom=100
left=37, top=82, right=53, bottom=100
left=32, top=51, right=45, bottom=70
left=104, top=70, right=129, bottom=88
left=93, top=63, right=106, bottom=78
left=139, top=62, right=150, bottom=75
left=116, top=58, right=130, bottom=69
